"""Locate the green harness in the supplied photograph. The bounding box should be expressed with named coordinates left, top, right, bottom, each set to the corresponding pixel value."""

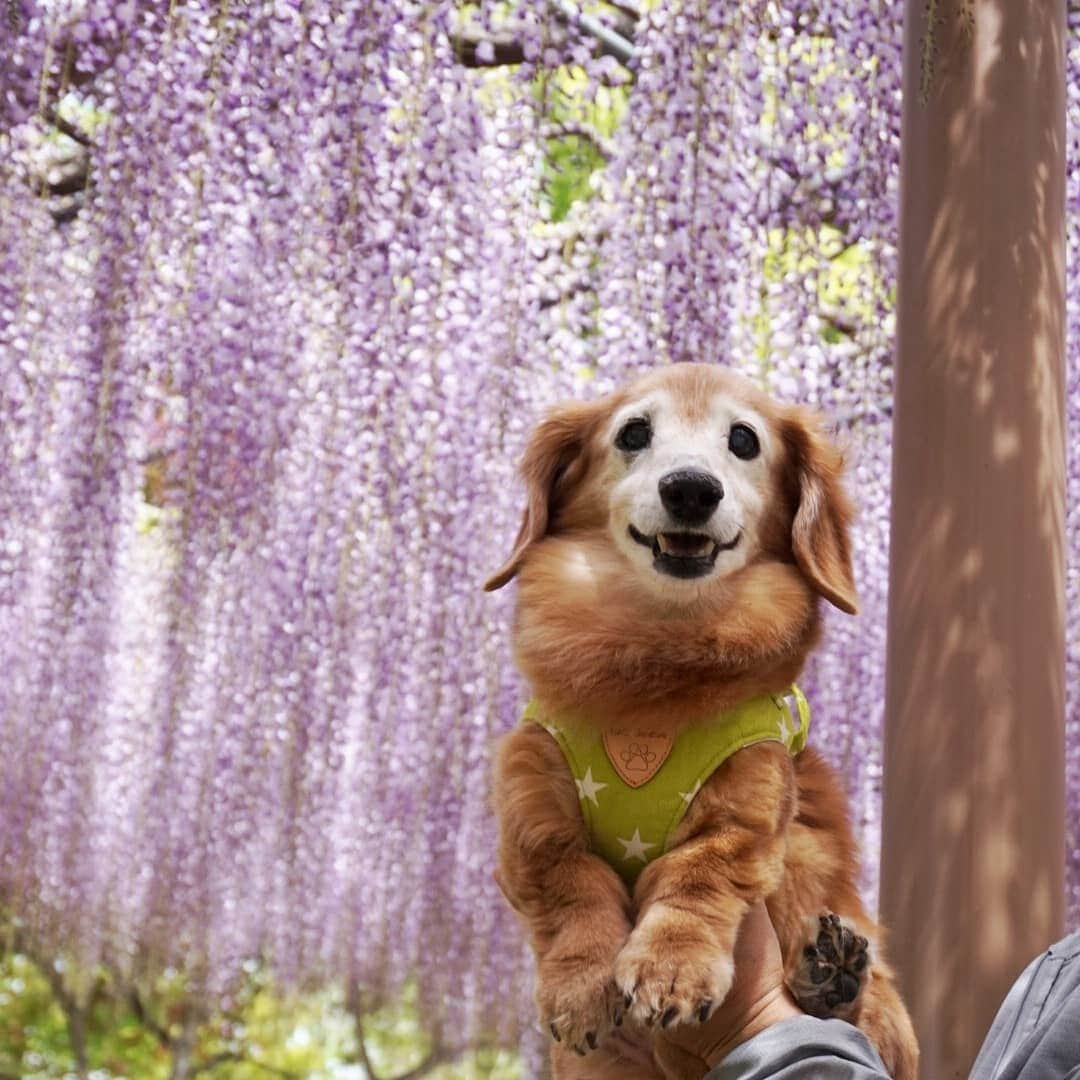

left=523, top=687, right=810, bottom=887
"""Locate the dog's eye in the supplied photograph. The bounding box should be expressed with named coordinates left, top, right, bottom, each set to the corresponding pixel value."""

left=728, top=423, right=760, bottom=460
left=615, top=418, right=651, bottom=453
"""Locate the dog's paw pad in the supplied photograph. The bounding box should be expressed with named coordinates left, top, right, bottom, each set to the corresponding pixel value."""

left=788, top=911, right=871, bottom=1018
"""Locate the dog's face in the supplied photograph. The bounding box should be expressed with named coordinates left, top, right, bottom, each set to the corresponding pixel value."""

left=603, top=378, right=775, bottom=592
left=485, top=364, right=857, bottom=615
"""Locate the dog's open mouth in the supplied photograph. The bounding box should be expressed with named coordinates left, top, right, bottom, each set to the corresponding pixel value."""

left=628, top=524, right=741, bottom=579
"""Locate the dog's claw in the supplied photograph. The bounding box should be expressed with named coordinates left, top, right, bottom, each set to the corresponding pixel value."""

left=549, top=1022, right=561, bottom=1042
left=661, top=1006, right=679, bottom=1028
left=586, top=1031, right=597, bottom=1050
left=697, top=999, right=713, bottom=1023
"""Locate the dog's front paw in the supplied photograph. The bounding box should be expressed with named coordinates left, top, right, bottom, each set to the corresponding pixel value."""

left=538, top=947, right=625, bottom=1056
left=614, top=908, right=734, bottom=1030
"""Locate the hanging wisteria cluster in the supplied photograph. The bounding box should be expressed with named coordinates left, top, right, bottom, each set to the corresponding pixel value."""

left=2, top=0, right=555, bottom=1052
left=1, top=0, right=1079, bottom=1063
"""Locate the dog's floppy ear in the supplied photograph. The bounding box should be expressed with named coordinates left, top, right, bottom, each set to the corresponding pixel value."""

left=484, top=400, right=600, bottom=591
left=781, top=408, right=859, bottom=615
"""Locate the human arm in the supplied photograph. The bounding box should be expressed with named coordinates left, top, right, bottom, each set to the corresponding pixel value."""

left=655, top=902, right=891, bottom=1080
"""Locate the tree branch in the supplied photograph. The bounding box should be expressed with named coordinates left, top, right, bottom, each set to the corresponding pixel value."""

left=451, top=33, right=530, bottom=67
left=190, top=1052, right=301, bottom=1079
left=130, top=986, right=174, bottom=1049
left=550, top=0, right=635, bottom=64
left=45, top=107, right=93, bottom=148
left=540, top=120, right=615, bottom=159
left=344, top=983, right=456, bottom=1080
left=452, top=0, right=636, bottom=70
left=604, top=0, right=642, bottom=24
left=169, top=1009, right=200, bottom=1080
left=23, top=950, right=91, bottom=1079
left=345, top=983, right=382, bottom=1078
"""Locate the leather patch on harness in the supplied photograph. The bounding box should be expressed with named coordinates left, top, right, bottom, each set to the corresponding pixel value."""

left=603, top=728, right=673, bottom=788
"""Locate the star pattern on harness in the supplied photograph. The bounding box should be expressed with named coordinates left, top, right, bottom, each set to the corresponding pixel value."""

left=777, top=710, right=799, bottom=750
left=678, top=780, right=701, bottom=806
left=616, top=827, right=656, bottom=863
left=575, top=767, right=607, bottom=806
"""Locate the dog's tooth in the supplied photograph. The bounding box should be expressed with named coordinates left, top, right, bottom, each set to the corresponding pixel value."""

left=657, top=533, right=714, bottom=557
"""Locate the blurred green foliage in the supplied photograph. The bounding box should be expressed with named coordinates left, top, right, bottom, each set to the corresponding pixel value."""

left=538, top=66, right=627, bottom=222
left=0, top=949, right=521, bottom=1079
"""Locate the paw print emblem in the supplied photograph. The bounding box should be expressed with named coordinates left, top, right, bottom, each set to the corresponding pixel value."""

left=619, top=742, right=658, bottom=774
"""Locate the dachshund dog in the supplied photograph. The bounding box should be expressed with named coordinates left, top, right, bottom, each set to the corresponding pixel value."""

left=486, top=364, right=917, bottom=1079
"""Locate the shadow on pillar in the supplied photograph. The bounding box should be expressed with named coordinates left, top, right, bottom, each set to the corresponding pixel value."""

left=881, top=2, right=1066, bottom=1078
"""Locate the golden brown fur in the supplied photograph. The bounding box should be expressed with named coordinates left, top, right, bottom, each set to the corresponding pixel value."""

left=488, top=365, right=917, bottom=1078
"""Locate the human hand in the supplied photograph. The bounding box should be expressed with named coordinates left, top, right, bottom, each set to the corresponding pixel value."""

left=653, top=901, right=803, bottom=1079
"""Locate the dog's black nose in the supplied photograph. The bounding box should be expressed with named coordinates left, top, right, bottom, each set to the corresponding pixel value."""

left=658, top=469, right=724, bottom=526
